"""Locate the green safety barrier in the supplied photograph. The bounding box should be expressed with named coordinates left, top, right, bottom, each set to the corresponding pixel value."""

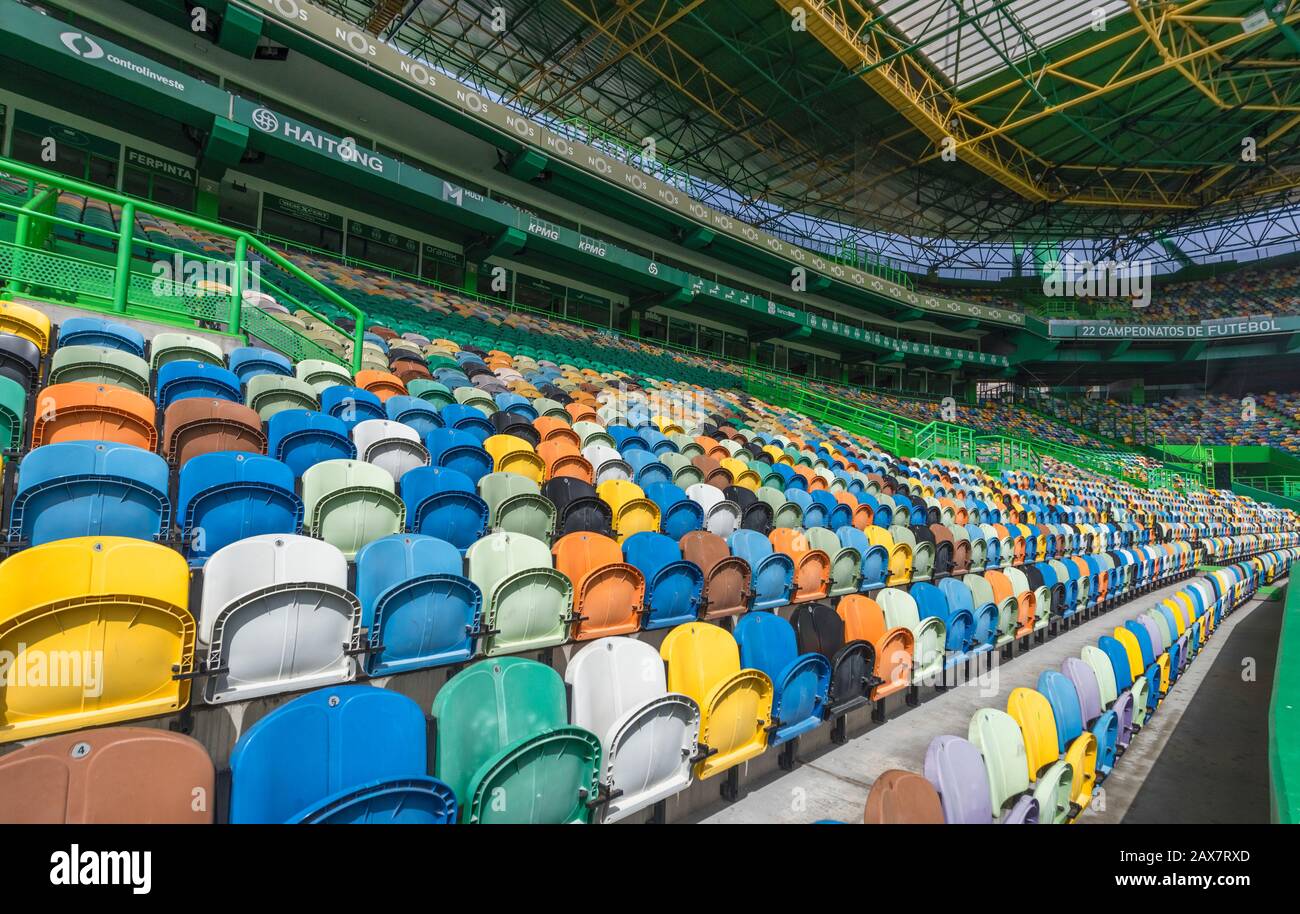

left=1271, top=578, right=1300, bottom=823
left=0, top=157, right=368, bottom=371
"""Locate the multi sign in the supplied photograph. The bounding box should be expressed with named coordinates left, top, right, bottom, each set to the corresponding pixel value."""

left=236, top=0, right=1024, bottom=327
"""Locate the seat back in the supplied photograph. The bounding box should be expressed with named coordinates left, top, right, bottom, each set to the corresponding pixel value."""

left=967, top=708, right=1030, bottom=818
left=301, top=459, right=405, bottom=559
left=177, top=452, right=301, bottom=563
left=553, top=531, right=645, bottom=639
left=680, top=530, right=751, bottom=619
left=231, top=685, right=454, bottom=824
left=0, top=728, right=213, bottom=823
left=862, top=770, right=945, bottom=824
left=923, top=734, right=993, bottom=824
left=32, top=382, right=157, bottom=449
left=466, top=532, right=573, bottom=655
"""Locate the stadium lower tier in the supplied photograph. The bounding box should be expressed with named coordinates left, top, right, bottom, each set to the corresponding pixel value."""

left=0, top=298, right=1296, bottom=824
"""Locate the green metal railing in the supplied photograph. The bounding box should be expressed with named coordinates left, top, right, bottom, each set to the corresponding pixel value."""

left=0, top=157, right=368, bottom=371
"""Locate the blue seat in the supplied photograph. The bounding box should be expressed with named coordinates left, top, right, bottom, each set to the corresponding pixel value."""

left=228, top=346, right=293, bottom=384
left=728, top=528, right=794, bottom=610
left=355, top=534, right=481, bottom=675
left=425, top=427, right=493, bottom=483
left=384, top=395, right=443, bottom=439
left=8, top=441, right=169, bottom=545
left=1124, top=619, right=1158, bottom=670
left=810, top=491, right=850, bottom=529
left=178, top=452, right=301, bottom=565
left=492, top=392, right=537, bottom=420
left=644, top=482, right=703, bottom=540
left=1099, top=635, right=1135, bottom=692
left=625, top=450, right=671, bottom=487
left=319, top=384, right=383, bottom=429
left=940, top=577, right=997, bottom=653
left=785, top=490, right=824, bottom=527
left=1039, top=670, right=1117, bottom=777
left=437, top=404, right=493, bottom=442
left=57, top=316, right=145, bottom=356
left=836, top=525, right=888, bottom=593
left=859, top=493, right=892, bottom=528
left=230, top=685, right=456, bottom=823
left=622, top=531, right=703, bottom=630
left=734, top=611, right=830, bottom=745
left=401, top=465, right=489, bottom=551
left=155, top=360, right=242, bottom=408
left=913, top=581, right=972, bottom=665
left=640, top=427, right=675, bottom=455
left=607, top=425, right=649, bottom=453
left=772, top=464, right=801, bottom=490
left=267, top=409, right=355, bottom=477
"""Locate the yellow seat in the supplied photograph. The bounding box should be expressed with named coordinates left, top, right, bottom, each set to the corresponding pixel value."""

left=1113, top=627, right=1145, bottom=681
left=660, top=622, right=772, bottom=780
left=866, top=526, right=912, bottom=586
left=1007, top=687, right=1097, bottom=818
left=596, top=479, right=660, bottom=543
left=484, top=434, right=545, bottom=482
left=0, top=537, right=195, bottom=744
left=0, top=300, right=52, bottom=353
left=719, top=457, right=760, bottom=489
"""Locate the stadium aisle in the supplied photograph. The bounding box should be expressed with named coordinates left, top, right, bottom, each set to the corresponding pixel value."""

left=1086, top=591, right=1285, bottom=824
left=693, top=576, right=1282, bottom=824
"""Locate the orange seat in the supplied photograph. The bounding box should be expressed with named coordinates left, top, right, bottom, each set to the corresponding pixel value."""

left=769, top=528, right=829, bottom=602
left=837, top=594, right=913, bottom=700
left=694, top=435, right=728, bottom=461
left=534, top=416, right=581, bottom=447
left=552, top=532, right=644, bottom=640
left=539, top=439, right=594, bottom=483
left=31, top=383, right=157, bottom=450
left=162, top=398, right=266, bottom=468
left=354, top=370, right=406, bottom=402
left=863, top=770, right=944, bottom=824
left=566, top=402, right=598, bottom=424
left=680, top=530, right=750, bottom=620
left=985, top=569, right=1034, bottom=638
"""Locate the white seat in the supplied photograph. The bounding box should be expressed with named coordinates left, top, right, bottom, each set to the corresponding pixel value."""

left=583, top=443, right=632, bottom=485
left=352, top=419, right=430, bottom=483
left=685, top=484, right=740, bottom=538
left=566, top=637, right=700, bottom=823
left=199, top=534, right=361, bottom=704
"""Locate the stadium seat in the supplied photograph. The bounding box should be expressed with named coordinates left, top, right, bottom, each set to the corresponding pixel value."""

left=0, top=537, right=194, bottom=744
left=431, top=657, right=601, bottom=823
left=681, top=530, right=751, bottom=620
left=9, top=441, right=169, bottom=546
left=728, top=528, right=794, bottom=610
left=863, top=770, right=945, bottom=824
left=56, top=316, right=145, bottom=356
left=401, top=465, right=489, bottom=550
left=623, top=531, right=704, bottom=629
left=659, top=623, right=773, bottom=782
left=545, top=476, right=614, bottom=536
left=199, top=534, right=361, bottom=704
left=266, top=409, right=355, bottom=476
left=968, top=707, right=1069, bottom=824
left=566, top=637, right=701, bottom=823
left=553, top=531, right=645, bottom=639
left=177, top=452, right=301, bottom=564
left=155, top=360, right=242, bottom=408
left=0, top=332, right=41, bottom=390
left=31, top=382, right=157, bottom=449
left=877, top=587, right=946, bottom=686
left=320, top=384, right=385, bottom=430
left=246, top=374, right=319, bottom=420
left=805, top=526, right=861, bottom=596
left=296, top=358, right=353, bottom=393
left=162, top=398, right=266, bottom=468
left=0, top=300, right=52, bottom=352
left=149, top=332, right=224, bottom=370
left=301, top=459, right=405, bottom=559
left=1007, top=686, right=1097, bottom=818
left=228, top=346, right=292, bottom=384
left=480, top=471, right=556, bottom=541
left=598, top=479, right=661, bottom=542
left=49, top=344, right=149, bottom=394
left=354, top=534, right=480, bottom=674
left=353, top=418, right=430, bottom=482
left=790, top=602, right=877, bottom=727
left=467, top=531, right=573, bottom=655
left=0, top=727, right=214, bottom=823
left=735, top=610, right=831, bottom=747
left=924, top=734, right=1001, bottom=824
left=230, top=685, right=455, bottom=823
left=426, top=427, right=493, bottom=482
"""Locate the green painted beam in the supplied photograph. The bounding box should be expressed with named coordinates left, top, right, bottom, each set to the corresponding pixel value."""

left=505, top=149, right=547, bottom=182
left=217, top=3, right=263, bottom=57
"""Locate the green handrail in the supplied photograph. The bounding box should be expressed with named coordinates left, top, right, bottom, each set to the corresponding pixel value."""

left=1271, top=575, right=1300, bottom=822
left=0, top=156, right=367, bottom=371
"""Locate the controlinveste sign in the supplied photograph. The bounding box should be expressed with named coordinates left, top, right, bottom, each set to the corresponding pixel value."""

left=237, top=0, right=1024, bottom=328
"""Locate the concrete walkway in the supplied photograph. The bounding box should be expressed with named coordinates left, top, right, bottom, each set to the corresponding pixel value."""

left=695, top=575, right=1285, bottom=824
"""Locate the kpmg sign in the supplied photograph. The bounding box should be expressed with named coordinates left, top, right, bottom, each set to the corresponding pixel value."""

left=238, top=0, right=1024, bottom=327
left=1049, top=316, right=1297, bottom=340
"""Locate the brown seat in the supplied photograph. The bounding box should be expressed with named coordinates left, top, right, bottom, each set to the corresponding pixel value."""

left=162, top=398, right=266, bottom=468
left=863, top=770, right=944, bottom=824
left=0, top=727, right=214, bottom=823
left=691, top=455, right=733, bottom=490
left=680, top=530, right=750, bottom=620
left=770, top=528, right=830, bottom=603
left=31, top=382, right=157, bottom=450
left=392, top=361, right=432, bottom=383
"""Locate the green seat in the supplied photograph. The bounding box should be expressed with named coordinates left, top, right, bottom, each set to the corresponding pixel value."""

left=431, top=657, right=601, bottom=824
left=453, top=386, right=496, bottom=416
left=407, top=379, right=455, bottom=409
left=659, top=453, right=704, bottom=488
left=246, top=374, right=319, bottom=420
left=480, top=472, right=556, bottom=541
left=295, top=358, right=352, bottom=393
left=0, top=375, right=25, bottom=451
left=968, top=707, right=1071, bottom=824
left=530, top=398, right=569, bottom=421
left=49, top=345, right=150, bottom=394
left=668, top=434, right=703, bottom=457
left=301, top=459, right=405, bottom=559
left=149, top=332, right=225, bottom=371
left=467, top=532, right=572, bottom=656
left=571, top=421, right=613, bottom=449
left=878, top=586, right=946, bottom=684
left=805, top=526, right=861, bottom=597
left=756, top=485, right=801, bottom=527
